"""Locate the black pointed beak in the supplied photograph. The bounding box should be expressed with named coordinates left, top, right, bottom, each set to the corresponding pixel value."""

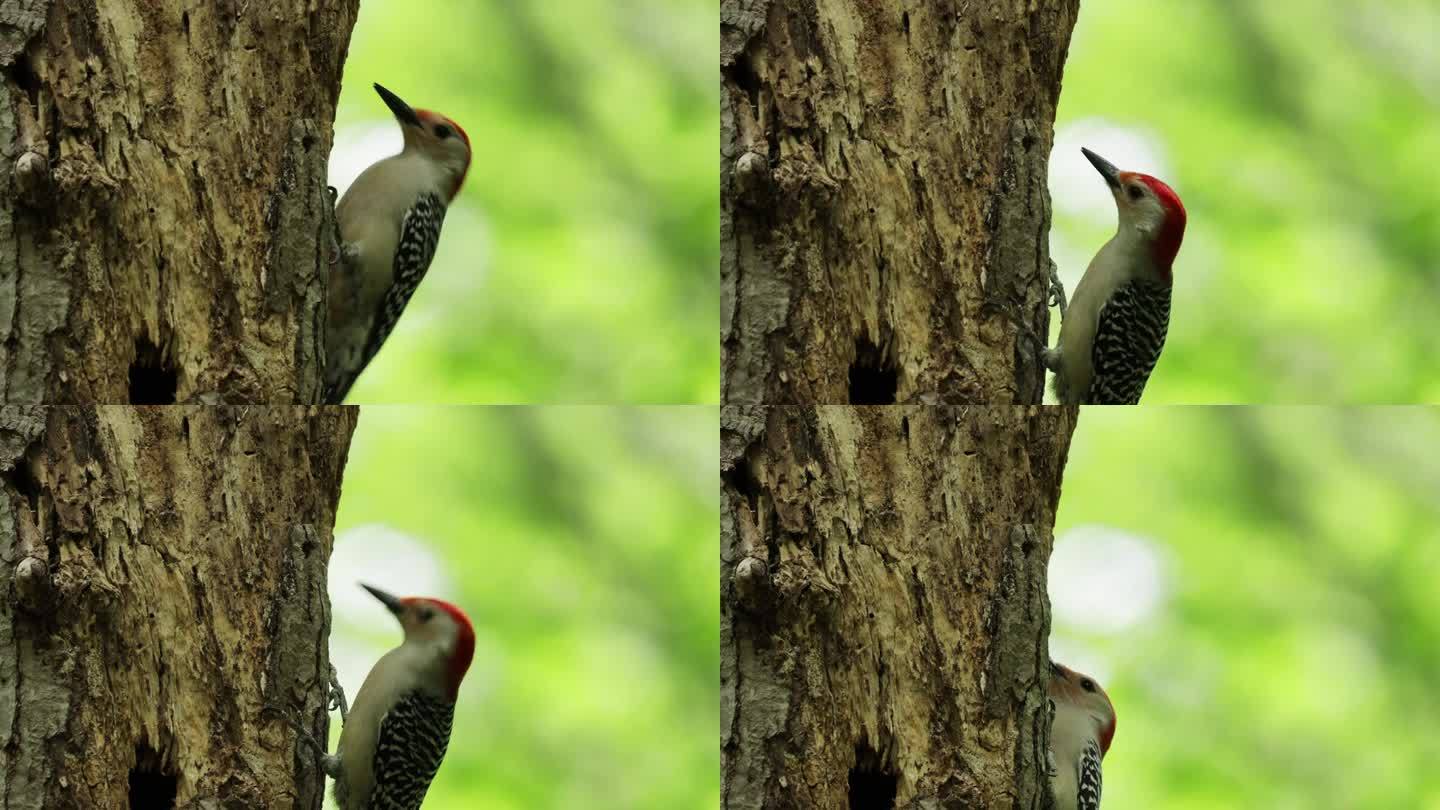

left=374, top=84, right=421, bottom=128
left=360, top=583, right=405, bottom=616
left=1081, top=147, right=1122, bottom=191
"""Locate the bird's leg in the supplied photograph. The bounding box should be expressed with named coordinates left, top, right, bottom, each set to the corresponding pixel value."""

left=262, top=702, right=343, bottom=779
left=1047, top=258, right=1067, bottom=317
left=327, top=186, right=342, bottom=266
left=1036, top=260, right=1066, bottom=374
left=1045, top=697, right=1058, bottom=776
left=262, top=664, right=348, bottom=780
left=326, top=186, right=361, bottom=268
left=327, top=663, right=349, bottom=725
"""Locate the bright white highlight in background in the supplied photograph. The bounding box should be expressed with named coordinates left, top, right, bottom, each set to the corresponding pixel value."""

left=1051, top=119, right=1171, bottom=226
left=328, top=124, right=402, bottom=198
left=327, top=525, right=463, bottom=708
left=320, top=525, right=460, bottom=808
left=1050, top=524, right=1168, bottom=633
left=330, top=524, right=453, bottom=614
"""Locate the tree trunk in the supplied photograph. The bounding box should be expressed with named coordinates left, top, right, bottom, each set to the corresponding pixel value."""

left=721, top=405, right=1077, bottom=808
left=721, top=1, right=1080, bottom=405
left=0, top=1, right=360, bottom=404
left=0, top=405, right=356, bottom=808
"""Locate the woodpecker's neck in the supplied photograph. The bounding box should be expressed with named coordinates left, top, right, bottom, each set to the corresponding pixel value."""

left=396, top=638, right=463, bottom=702
left=399, top=146, right=469, bottom=205
left=1109, top=226, right=1174, bottom=286
left=1053, top=698, right=1110, bottom=761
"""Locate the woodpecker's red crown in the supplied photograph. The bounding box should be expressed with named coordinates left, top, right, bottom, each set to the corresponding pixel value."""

left=361, top=583, right=476, bottom=701
left=1081, top=147, right=1186, bottom=279
left=414, top=109, right=472, bottom=199
left=373, top=83, right=473, bottom=201
left=1122, top=171, right=1186, bottom=272
left=415, top=109, right=471, bottom=151
left=404, top=596, right=476, bottom=701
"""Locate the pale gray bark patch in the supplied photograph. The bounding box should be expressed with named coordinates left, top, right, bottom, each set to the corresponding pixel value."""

left=984, top=119, right=1059, bottom=405
left=0, top=1, right=49, bottom=67
left=261, top=120, right=335, bottom=405
left=720, top=0, right=768, bottom=68
left=266, top=523, right=341, bottom=807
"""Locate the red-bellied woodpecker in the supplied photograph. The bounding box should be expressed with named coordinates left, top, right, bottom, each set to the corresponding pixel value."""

left=323, top=84, right=472, bottom=404
left=1044, top=147, right=1186, bottom=405
left=1047, top=661, right=1116, bottom=810
left=306, top=583, right=476, bottom=810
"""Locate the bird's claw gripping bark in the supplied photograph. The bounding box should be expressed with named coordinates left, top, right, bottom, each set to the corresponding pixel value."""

left=1046, top=259, right=1067, bottom=317
left=328, top=663, right=349, bottom=724
left=1046, top=697, right=1058, bottom=776
left=326, top=185, right=355, bottom=268
left=262, top=701, right=327, bottom=757
left=1014, top=316, right=1050, bottom=367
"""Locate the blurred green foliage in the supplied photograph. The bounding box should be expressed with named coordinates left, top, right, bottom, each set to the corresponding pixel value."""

left=1055, top=407, right=1440, bottom=808
left=1053, top=0, right=1440, bottom=403
left=335, top=0, right=717, bottom=404
left=335, top=406, right=718, bottom=809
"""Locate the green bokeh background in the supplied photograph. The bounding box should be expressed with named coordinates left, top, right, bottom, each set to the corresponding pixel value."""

left=333, top=0, right=717, bottom=404
left=1055, top=407, right=1440, bottom=809
left=1051, top=0, right=1440, bottom=403
left=330, top=406, right=718, bottom=809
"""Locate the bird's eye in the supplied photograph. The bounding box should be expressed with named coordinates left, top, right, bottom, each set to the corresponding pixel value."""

left=1126, top=185, right=1144, bottom=201
left=420, top=608, right=435, bottom=622
left=434, top=124, right=453, bottom=140
left=1081, top=678, right=1096, bottom=692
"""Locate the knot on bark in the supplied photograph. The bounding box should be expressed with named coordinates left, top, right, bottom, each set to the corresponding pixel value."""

left=733, top=150, right=772, bottom=206
left=14, top=555, right=52, bottom=612
left=733, top=555, right=772, bottom=613
left=14, top=150, right=52, bottom=207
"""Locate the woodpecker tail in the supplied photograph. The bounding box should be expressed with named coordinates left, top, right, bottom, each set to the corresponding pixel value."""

left=321, top=373, right=357, bottom=405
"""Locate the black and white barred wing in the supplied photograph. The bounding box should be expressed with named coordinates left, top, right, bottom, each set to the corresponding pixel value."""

left=367, top=690, right=455, bottom=810
left=361, top=192, right=447, bottom=371
left=1076, top=740, right=1103, bottom=810
left=1085, top=280, right=1171, bottom=404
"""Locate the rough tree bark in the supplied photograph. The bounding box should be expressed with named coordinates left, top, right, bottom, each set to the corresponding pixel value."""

left=721, top=1, right=1081, bottom=405
left=721, top=405, right=1077, bottom=808
left=0, top=1, right=360, bottom=404
left=0, top=405, right=357, bottom=808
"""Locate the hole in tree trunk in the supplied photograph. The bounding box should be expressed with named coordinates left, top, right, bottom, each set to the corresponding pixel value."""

left=4, top=53, right=42, bottom=109
left=722, top=51, right=763, bottom=121
left=849, top=741, right=897, bottom=809
left=129, top=743, right=177, bottom=809
left=129, top=338, right=177, bottom=404
left=1, top=451, right=41, bottom=514
left=848, top=337, right=897, bottom=404
left=721, top=455, right=760, bottom=502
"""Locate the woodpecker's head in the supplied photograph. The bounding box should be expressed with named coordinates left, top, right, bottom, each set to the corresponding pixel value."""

left=362, top=583, right=476, bottom=701
left=374, top=83, right=472, bottom=202
left=1049, top=660, right=1117, bottom=756
left=1082, top=147, right=1186, bottom=280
